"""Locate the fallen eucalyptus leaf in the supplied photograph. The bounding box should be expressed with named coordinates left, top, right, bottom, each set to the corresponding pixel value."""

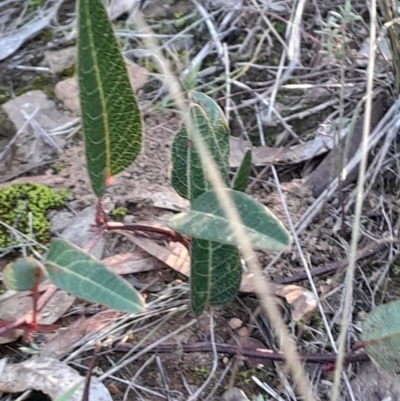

left=0, top=357, right=112, bottom=401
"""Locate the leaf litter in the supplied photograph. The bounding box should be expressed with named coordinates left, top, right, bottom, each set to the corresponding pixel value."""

left=1, top=0, right=400, bottom=399
left=0, top=357, right=112, bottom=401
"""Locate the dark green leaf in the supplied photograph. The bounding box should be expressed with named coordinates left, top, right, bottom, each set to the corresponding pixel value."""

left=170, top=123, right=190, bottom=199
left=3, top=257, right=45, bottom=291
left=189, top=91, right=230, bottom=171
left=362, top=300, right=400, bottom=374
left=78, top=0, right=142, bottom=197
left=170, top=92, right=230, bottom=201
left=232, top=149, right=252, bottom=192
left=190, top=238, right=241, bottom=315
left=169, top=188, right=291, bottom=251
left=45, top=239, right=145, bottom=313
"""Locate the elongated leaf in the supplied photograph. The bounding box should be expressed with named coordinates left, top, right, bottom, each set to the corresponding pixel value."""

left=232, top=149, right=252, bottom=192
left=362, top=300, right=400, bottom=374
left=171, top=92, right=230, bottom=200
left=45, top=239, right=145, bottom=313
left=189, top=91, right=230, bottom=169
left=78, top=0, right=142, bottom=197
left=170, top=123, right=190, bottom=199
left=190, top=238, right=241, bottom=315
left=3, top=257, right=45, bottom=291
left=169, top=188, right=291, bottom=251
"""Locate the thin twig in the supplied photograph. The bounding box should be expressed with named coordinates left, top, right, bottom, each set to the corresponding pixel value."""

left=332, top=1, right=377, bottom=399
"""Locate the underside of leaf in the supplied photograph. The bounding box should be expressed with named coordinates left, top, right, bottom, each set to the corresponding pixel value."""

left=45, top=238, right=145, bottom=313
left=169, top=188, right=291, bottom=251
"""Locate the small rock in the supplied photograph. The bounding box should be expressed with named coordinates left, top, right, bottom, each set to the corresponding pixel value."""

left=237, top=327, right=249, bottom=337
left=60, top=204, right=105, bottom=259
left=55, top=78, right=80, bottom=116
left=2, top=91, right=71, bottom=164
left=123, top=215, right=134, bottom=224
left=50, top=211, right=74, bottom=234
left=228, top=318, right=243, bottom=330
left=220, top=387, right=250, bottom=401
left=126, top=61, right=148, bottom=93
left=102, top=197, right=115, bottom=214
left=43, top=47, right=76, bottom=73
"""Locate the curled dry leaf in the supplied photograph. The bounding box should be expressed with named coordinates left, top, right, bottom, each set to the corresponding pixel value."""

left=0, top=290, right=75, bottom=344
left=129, top=236, right=317, bottom=321
left=0, top=357, right=112, bottom=401
left=273, top=284, right=318, bottom=322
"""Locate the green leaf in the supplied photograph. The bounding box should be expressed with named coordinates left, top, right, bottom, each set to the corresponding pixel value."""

left=78, top=0, right=142, bottom=197
left=190, top=238, right=241, bottom=315
left=170, top=91, right=230, bottom=201
left=54, top=380, right=84, bottom=401
left=232, top=149, right=252, bottom=192
left=3, top=257, right=45, bottom=291
left=170, top=122, right=190, bottom=199
left=45, top=239, right=145, bottom=313
left=362, top=300, right=400, bottom=374
left=169, top=188, right=291, bottom=251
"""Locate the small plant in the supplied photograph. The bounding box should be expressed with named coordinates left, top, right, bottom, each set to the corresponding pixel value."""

left=1, top=0, right=291, bottom=332
left=110, top=207, right=128, bottom=217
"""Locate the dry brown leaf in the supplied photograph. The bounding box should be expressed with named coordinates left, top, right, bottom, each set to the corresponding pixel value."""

left=0, top=356, right=112, bottom=401
left=128, top=236, right=317, bottom=321
left=40, top=316, right=87, bottom=357
left=229, top=128, right=360, bottom=168
left=84, top=310, right=121, bottom=336
left=273, top=284, right=318, bottom=322
left=120, top=233, right=190, bottom=276
left=0, top=290, right=75, bottom=344
left=101, top=249, right=165, bottom=275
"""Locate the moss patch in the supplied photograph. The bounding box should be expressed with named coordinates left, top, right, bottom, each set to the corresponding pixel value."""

left=0, top=183, right=68, bottom=252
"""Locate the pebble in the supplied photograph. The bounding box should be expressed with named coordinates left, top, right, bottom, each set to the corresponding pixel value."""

left=237, top=327, right=249, bottom=337
left=123, top=215, right=135, bottom=224
left=220, top=387, right=250, bottom=401
left=228, top=318, right=243, bottom=330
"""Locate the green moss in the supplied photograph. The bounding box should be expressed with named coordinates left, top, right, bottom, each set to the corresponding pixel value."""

left=0, top=183, right=67, bottom=252
left=274, top=21, right=286, bottom=35
left=61, top=65, right=76, bottom=78
left=53, top=163, right=64, bottom=173
left=0, top=87, right=12, bottom=104
left=110, top=207, right=127, bottom=217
